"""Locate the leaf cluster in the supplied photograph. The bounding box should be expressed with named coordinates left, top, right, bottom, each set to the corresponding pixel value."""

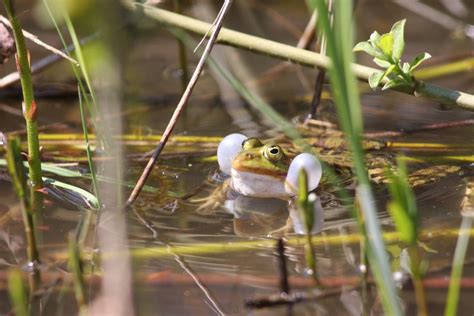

left=353, top=19, right=431, bottom=90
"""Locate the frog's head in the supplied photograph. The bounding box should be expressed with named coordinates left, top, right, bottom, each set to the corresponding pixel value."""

left=232, top=137, right=291, bottom=177
left=217, top=134, right=322, bottom=198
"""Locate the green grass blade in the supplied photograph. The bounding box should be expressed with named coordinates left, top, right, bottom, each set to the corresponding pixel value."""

left=62, top=13, right=96, bottom=106
left=43, top=177, right=99, bottom=210
left=41, top=0, right=98, bottom=130
left=308, top=1, right=402, bottom=314
left=78, top=85, right=101, bottom=205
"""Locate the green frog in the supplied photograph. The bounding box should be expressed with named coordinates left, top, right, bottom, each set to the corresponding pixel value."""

left=196, top=123, right=471, bottom=235
left=219, top=136, right=322, bottom=198
left=216, top=132, right=462, bottom=201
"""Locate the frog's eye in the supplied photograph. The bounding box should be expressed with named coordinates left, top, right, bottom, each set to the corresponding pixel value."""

left=242, top=138, right=263, bottom=150
left=263, top=144, right=283, bottom=162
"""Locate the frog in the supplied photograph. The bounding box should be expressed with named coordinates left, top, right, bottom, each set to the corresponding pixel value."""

left=195, top=125, right=471, bottom=236
left=217, top=135, right=322, bottom=199
left=196, top=118, right=472, bottom=219
left=207, top=128, right=467, bottom=205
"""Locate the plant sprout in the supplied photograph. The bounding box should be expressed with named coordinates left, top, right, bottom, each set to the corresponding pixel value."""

left=353, top=19, right=431, bottom=90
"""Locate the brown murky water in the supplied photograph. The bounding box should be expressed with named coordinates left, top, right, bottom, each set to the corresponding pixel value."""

left=0, top=1, right=474, bottom=315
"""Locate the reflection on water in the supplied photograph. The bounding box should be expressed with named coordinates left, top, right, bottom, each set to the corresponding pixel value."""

left=222, top=190, right=324, bottom=236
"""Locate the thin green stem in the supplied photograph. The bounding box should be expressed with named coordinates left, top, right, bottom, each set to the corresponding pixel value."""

left=63, top=15, right=96, bottom=107
left=41, top=0, right=98, bottom=125
left=408, top=246, right=427, bottom=316
left=78, top=86, right=100, bottom=205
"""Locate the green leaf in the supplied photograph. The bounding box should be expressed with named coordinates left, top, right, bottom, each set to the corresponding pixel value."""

left=369, top=31, right=381, bottom=43
left=388, top=201, right=416, bottom=245
left=409, top=52, right=431, bottom=71
left=402, top=62, right=410, bottom=74
left=391, top=19, right=406, bottom=61
left=369, top=71, right=384, bottom=89
left=43, top=177, right=100, bottom=210
left=373, top=57, right=391, bottom=68
left=382, top=64, right=396, bottom=79
left=377, top=33, right=394, bottom=58
left=382, top=79, right=406, bottom=91
left=353, top=41, right=383, bottom=58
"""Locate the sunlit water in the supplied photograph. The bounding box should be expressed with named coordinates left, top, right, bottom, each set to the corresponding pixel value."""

left=0, top=1, right=474, bottom=315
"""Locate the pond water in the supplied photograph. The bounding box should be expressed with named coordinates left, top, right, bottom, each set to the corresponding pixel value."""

left=0, top=1, right=474, bottom=315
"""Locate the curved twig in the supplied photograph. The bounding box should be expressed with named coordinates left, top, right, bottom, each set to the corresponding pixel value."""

left=125, top=0, right=233, bottom=206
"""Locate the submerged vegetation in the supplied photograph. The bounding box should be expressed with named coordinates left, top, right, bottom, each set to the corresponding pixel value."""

left=0, top=0, right=473, bottom=315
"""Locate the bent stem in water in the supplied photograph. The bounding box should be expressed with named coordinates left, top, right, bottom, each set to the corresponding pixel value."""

left=68, top=234, right=87, bottom=315
left=5, top=137, right=40, bottom=286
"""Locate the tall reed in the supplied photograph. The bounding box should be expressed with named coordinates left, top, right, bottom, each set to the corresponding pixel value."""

left=308, top=0, right=401, bottom=314
left=2, top=0, right=43, bottom=215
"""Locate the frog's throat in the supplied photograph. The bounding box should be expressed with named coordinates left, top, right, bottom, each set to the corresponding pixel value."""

left=230, top=168, right=290, bottom=198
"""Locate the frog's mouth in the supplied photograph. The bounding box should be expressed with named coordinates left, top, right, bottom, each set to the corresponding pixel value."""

left=231, top=165, right=288, bottom=178
left=230, top=168, right=290, bottom=198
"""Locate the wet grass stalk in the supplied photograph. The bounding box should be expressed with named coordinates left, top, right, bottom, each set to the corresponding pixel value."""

left=2, top=0, right=43, bottom=216
left=68, top=234, right=87, bottom=315
left=5, top=138, right=40, bottom=268
left=309, top=0, right=402, bottom=314
left=8, top=268, right=28, bottom=316
left=444, top=217, right=472, bottom=316
left=296, top=169, right=320, bottom=285
left=126, top=3, right=474, bottom=111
